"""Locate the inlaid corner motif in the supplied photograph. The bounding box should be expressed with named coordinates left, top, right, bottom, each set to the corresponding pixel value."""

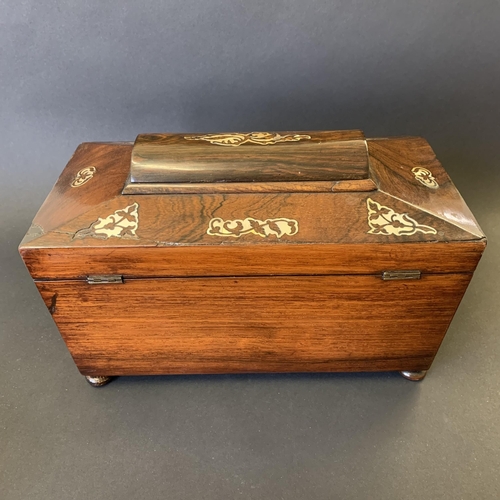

left=73, top=203, right=139, bottom=240
left=366, top=198, right=437, bottom=236
left=207, top=217, right=299, bottom=239
left=184, top=132, right=312, bottom=147
left=411, top=167, right=439, bottom=189
left=71, top=166, right=96, bottom=188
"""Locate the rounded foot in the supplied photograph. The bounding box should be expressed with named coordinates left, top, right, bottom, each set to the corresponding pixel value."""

left=399, top=370, right=427, bottom=381
left=85, top=375, right=114, bottom=387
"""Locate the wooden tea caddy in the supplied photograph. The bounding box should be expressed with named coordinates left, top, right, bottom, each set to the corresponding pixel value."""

left=19, top=130, right=486, bottom=386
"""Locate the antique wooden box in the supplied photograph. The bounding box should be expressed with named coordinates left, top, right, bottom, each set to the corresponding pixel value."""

left=19, top=130, right=486, bottom=386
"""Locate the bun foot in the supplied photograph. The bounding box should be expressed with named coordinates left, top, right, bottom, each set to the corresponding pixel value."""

left=399, top=370, right=427, bottom=381
left=85, top=375, right=114, bottom=387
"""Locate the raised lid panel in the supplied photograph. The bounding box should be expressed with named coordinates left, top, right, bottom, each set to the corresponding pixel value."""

left=124, top=130, right=368, bottom=193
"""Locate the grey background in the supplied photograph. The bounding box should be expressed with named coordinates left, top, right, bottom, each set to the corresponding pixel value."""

left=1, top=1, right=499, bottom=499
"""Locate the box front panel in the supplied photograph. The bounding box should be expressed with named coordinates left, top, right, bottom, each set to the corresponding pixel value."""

left=37, top=274, right=471, bottom=376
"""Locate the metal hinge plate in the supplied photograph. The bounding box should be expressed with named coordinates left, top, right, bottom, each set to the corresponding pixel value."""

left=86, top=275, right=124, bottom=284
left=382, top=270, right=421, bottom=281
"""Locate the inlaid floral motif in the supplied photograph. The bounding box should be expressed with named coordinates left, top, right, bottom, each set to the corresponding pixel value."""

left=184, top=132, right=311, bottom=147
left=71, top=166, right=96, bottom=188
left=366, top=198, right=437, bottom=236
left=73, top=203, right=139, bottom=240
left=207, top=217, right=299, bottom=238
left=411, top=167, right=439, bottom=189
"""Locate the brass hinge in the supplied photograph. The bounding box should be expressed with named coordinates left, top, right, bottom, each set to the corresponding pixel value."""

left=86, top=274, right=124, bottom=284
left=382, top=270, right=421, bottom=281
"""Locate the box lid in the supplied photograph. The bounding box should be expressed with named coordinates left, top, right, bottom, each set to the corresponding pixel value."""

left=19, top=130, right=486, bottom=280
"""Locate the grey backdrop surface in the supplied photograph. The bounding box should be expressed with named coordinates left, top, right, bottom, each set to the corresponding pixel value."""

left=1, top=1, right=499, bottom=499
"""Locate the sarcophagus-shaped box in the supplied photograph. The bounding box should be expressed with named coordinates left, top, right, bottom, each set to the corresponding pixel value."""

left=19, top=130, right=486, bottom=386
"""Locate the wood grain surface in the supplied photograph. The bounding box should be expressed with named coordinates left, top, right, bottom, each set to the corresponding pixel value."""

left=30, top=143, right=132, bottom=236
left=368, top=137, right=485, bottom=238
left=37, top=273, right=471, bottom=375
left=23, top=189, right=484, bottom=248
left=127, top=131, right=369, bottom=188
left=20, top=132, right=487, bottom=378
left=21, top=137, right=485, bottom=254
left=23, top=242, right=485, bottom=280
left=20, top=178, right=486, bottom=279
left=122, top=178, right=378, bottom=194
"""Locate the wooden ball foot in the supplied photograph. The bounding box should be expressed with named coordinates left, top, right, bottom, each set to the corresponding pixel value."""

left=399, top=370, right=427, bottom=381
left=85, top=375, right=114, bottom=387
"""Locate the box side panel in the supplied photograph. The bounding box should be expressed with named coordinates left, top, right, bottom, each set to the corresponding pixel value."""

left=36, top=274, right=471, bottom=376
